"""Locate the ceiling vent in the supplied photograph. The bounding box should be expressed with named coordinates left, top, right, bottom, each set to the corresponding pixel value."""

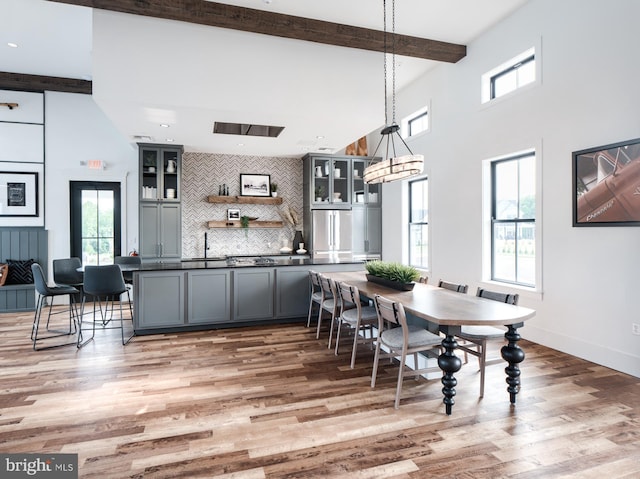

left=213, top=122, right=284, bottom=138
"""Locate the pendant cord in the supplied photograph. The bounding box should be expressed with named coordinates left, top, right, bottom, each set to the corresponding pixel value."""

left=392, top=0, right=396, bottom=126
left=383, top=0, right=388, bottom=127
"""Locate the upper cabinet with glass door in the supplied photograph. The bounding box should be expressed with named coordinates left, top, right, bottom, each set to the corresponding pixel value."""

left=308, top=155, right=351, bottom=208
left=139, top=144, right=183, bottom=202
left=351, top=157, right=381, bottom=206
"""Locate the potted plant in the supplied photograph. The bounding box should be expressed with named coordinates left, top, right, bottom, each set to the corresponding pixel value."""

left=270, top=183, right=278, bottom=197
left=365, top=260, right=420, bottom=291
left=240, top=215, right=250, bottom=238
left=314, top=185, right=324, bottom=202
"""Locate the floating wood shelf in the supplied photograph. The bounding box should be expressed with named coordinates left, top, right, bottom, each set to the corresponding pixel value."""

left=207, top=220, right=284, bottom=228
left=207, top=195, right=283, bottom=205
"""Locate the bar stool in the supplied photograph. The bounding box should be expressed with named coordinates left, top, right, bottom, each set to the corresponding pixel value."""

left=53, top=257, right=84, bottom=303
left=306, top=270, right=322, bottom=328
left=31, top=263, right=80, bottom=350
left=78, top=264, right=134, bottom=347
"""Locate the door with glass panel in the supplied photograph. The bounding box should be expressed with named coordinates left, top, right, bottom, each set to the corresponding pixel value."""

left=70, top=182, right=121, bottom=265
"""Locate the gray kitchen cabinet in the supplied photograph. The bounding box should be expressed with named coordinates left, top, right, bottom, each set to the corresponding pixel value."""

left=352, top=206, right=382, bottom=258
left=275, top=267, right=310, bottom=318
left=140, top=203, right=181, bottom=260
left=135, top=270, right=186, bottom=329
left=234, top=268, right=274, bottom=321
left=303, top=154, right=351, bottom=209
left=188, top=270, right=231, bottom=324
left=138, top=143, right=182, bottom=261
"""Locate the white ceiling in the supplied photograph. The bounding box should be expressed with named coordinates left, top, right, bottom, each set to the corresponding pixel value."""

left=1, top=0, right=528, bottom=157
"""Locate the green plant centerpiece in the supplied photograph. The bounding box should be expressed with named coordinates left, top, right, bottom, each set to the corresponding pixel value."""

left=270, top=183, right=278, bottom=197
left=365, top=260, right=420, bottom=291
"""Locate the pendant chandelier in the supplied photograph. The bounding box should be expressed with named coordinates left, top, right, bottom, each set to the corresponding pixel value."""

left=363, top=0, right=424, bottom=185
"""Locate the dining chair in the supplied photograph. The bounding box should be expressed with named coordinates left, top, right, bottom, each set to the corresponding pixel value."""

left=371, top=294, right=443, bottom=409
left=334, top=281, right=378, bottom=368
left=456, top=287, right=519, bottom=397
left=418, top=276, right=428, bottom=284
left=52, top=257, right=84, bottom=303
left=78, top=264, right=134, bottom=347
left=306, top=270, right=323, bottom=328
left=437, top=279, right=468, bottom=293
left=316, top=273, right=339, bottom=347
left=31, top=262, right=80, bottom=350
left=114, top=255, right=141, bottom=301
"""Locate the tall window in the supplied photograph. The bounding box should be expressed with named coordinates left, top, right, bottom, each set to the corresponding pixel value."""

left=491, top=153, right=536, bottom=286
left=409, top=177, right=428, bottom=268
left=70, top=182, right=121, bottom=265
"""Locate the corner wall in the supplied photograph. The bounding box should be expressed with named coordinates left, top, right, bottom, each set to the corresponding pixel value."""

left=382, top=0, right=640, bottom=377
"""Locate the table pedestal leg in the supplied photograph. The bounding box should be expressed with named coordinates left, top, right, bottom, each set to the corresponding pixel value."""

left=500, top=323, right=525, bottom=404
left=438, top=334, right=461, bottom=415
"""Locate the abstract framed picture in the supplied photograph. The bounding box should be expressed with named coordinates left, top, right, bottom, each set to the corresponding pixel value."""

left=0, top=171, right=38, bottom=217
left=573, top=137, right=640, bottom=226
left=239, top=173, right=271, bottom=197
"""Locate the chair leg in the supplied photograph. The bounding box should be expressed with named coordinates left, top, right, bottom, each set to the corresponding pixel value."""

left=334, top=318, right=343, bottom=356
left=371, top=342, right=382, bottom=388
left=479, top=339, right=487, bottom=398
left=395, top=351, right=407, bottom=409
left=121, top=291, right=134, bottom=345
left=32, top=294, right=78, bottom=351
left=349, top=324, right=360, bottom=368
left=315, top=308, right=324, bottom=339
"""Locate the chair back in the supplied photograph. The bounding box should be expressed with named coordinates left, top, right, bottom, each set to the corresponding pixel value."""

left=438, top=279, right=468, bottom=293
left=83, top=265, right=127, bottom=297
left=114, top=256, right=142, bottom=267
left=418, top=276, right=428, bottom=284
left=476, top=287, right=519, bottom=305
left=31, top=263, right=51, bottom=296
left=52, top=257, right=83, bottom=286
left=337, top=281, right=360, bottom=315
left=309, top=270, right=321, bottom=292
left=373, top=294, right=408, bottom=333
left=319, top=274, right=336, bottom=299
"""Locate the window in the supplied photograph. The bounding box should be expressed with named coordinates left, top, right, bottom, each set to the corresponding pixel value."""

left=491, top=153, right=536, bottom=286
left=409, top=177, right=428, bottom=268
left=70, top=181, right=122, bottom=265
left=401, top=105, right=429, bottom=139
left=481, top=47, right=537, bottom=104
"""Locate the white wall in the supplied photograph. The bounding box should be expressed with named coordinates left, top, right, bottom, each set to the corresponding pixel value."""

left=44, top=92, right=137, bottom=274
left=382, top=0, right=640, bottom=377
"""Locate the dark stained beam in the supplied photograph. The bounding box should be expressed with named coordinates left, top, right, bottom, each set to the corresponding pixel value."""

left=46, top=0, right=466, bottom=63
left=0, top=72, right=92, bottom=94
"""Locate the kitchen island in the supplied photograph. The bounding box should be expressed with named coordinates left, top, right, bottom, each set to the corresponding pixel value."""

left=131, top=256, right=364, bottom=334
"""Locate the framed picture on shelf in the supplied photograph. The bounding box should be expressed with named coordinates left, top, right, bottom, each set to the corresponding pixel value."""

left=240, top=173, right=271, bottom=197
left=573, top=137, right=640, bottom=226
left=227, top=208, right=240, bottom=221
left=0, top=171, right=38, bottom=217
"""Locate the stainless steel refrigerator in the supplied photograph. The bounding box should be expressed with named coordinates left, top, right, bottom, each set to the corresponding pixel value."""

left=311, top=210, right=353, bottom=260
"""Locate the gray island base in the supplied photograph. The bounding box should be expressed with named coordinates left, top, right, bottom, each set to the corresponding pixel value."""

left=132, top=258, right=364, bottom=334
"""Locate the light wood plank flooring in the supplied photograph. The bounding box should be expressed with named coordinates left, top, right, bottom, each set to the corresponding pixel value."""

left=1, top=309, right=639, bottom=478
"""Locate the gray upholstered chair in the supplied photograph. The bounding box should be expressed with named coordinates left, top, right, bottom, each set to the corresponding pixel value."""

left=114, top=255, right=141, bottom=287
left=53, top=257, right=84, bottom=302
left=306, top=270, right=323, bottom=328
left=31, top=262, right=80, bottom=350
left=437, top=279, right=468, bottom=293
left=334, top=281, right=378, bottom=368
left=316, top=273, right=339, bottom=347
left=371, top=294, right=442, bottom=409
left=456, top=287, right=519, bottom=397
left=79, top=264, right=134, bottom=347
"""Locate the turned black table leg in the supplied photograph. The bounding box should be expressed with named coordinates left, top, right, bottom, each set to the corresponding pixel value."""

left=501, top=322, right=525, bottom=404
left=438, top=333, right=462, bottom=415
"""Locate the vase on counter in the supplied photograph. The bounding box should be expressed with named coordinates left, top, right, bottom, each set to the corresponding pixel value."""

left=292, top=230, right=304, bottom=251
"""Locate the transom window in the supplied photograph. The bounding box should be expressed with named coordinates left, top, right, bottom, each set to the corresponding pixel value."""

left=490, top=55, right=535, bottom=99
left=401, top=105, right=429, bottom=139
left=491, top=152, right=536, bottom=286
left=409, top=177, right=428, bottom=268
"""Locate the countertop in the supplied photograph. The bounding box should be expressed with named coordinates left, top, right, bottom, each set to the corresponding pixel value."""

left=131, top=256, right=363, bottom=271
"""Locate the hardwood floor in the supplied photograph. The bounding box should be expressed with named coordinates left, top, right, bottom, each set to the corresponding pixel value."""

left=1, top=309, right=639, bottom=478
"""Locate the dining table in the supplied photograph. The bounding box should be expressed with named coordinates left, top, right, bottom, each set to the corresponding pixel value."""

left=324, top=271, right=536, bottom=415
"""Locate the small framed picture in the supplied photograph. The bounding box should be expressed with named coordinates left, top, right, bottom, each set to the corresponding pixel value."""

left=240, top=173, right=271, bottom=197
left=227, top=208, right=240, bottom=220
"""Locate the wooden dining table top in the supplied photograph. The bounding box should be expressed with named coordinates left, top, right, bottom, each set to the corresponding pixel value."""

left=324, top=271, right=536, bottom=328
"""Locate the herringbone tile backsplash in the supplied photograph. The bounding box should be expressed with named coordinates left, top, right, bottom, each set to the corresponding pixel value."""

left=182, top=152, right=304, bottom=258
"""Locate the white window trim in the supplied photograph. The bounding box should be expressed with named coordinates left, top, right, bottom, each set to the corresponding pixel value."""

left=408, top=174, right=431, bottom=271
left=401, top=101, right=431, bottom=141
left=480, top=38, right=542, bottom=109
left=481, top=144, right=543, bottom=300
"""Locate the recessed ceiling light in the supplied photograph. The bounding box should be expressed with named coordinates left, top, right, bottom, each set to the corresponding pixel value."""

left=166, top=138, right=174, bottom=142
left=160, top=123, right=170, bottom=128
left=7, top=42, right=18, bottom=48
left=237, top=143, right=245, bottom=147
left=316, top=135, right=325, bottom=140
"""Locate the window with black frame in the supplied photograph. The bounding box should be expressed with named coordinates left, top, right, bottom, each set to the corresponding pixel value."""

left=491, top=152, right=536, bottom=286
left=409, top=177, right=428, bottom=268
left=490, top=54, right=535, bottom=100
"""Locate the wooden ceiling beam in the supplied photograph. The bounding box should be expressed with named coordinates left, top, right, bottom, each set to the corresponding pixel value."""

left=46, top=0, right=466, bottom=63
left=0, top=72, right=92, bottom=94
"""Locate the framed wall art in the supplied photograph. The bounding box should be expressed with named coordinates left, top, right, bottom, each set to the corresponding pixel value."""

left=0, top=171, right=38, bottom=217
left=573, top=137, right=640, bottom=226
left=240, top=173, right=271, bottom=197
